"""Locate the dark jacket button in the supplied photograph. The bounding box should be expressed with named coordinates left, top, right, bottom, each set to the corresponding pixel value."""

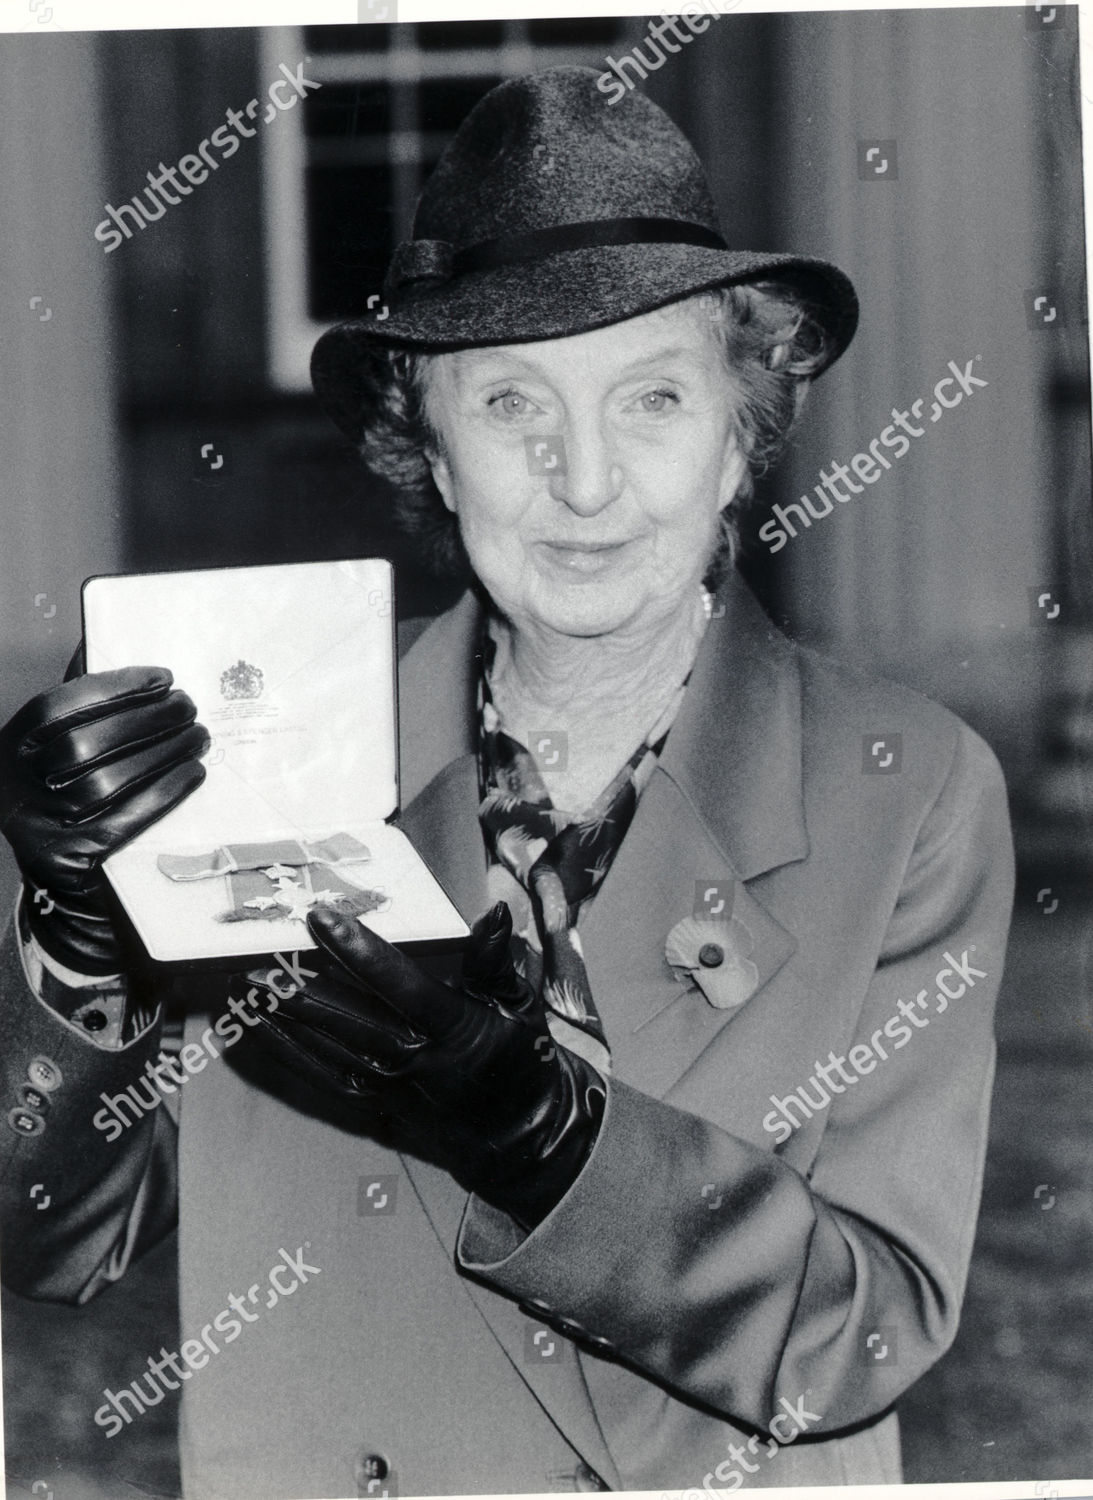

left=80, top=1008, right=108, bottom=1032
left=581, top=1331, right=616, bottom=1355
left=519, top=1297, right=553, bottom=1317
left=574, top=1460, right=608, bottom=1490
left=698, top=943, right=724, bottom=968
left=21, top=1085, right=50, bottom=1113
left=355, top=1453, right=394, bottom=1497
left=7, top=1107, right=45, bottom=1137
left=27, top=1056, right=63, bottom=1091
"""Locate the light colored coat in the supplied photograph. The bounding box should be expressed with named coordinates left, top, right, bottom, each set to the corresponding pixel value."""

left=0, top=573, right=1014, bottom=1499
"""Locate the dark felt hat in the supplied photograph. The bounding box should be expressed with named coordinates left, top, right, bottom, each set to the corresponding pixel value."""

left=311, top=65, right=858, bottom=440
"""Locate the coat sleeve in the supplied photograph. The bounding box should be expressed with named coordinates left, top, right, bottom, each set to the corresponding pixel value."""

left=456, top=724, right=1014, bottom=1434
left=0, top=907, right=178, bottom=1303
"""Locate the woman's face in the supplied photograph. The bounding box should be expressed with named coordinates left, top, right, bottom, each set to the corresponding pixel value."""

left=422, top=300, right=748, bottom=639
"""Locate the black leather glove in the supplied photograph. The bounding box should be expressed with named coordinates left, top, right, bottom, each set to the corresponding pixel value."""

left=0, top=666, right=209, bottom=973
left=242, top=901, right=607, bottom=1229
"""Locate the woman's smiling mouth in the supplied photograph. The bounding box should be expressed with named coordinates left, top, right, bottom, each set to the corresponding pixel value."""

left=537, top=538, right=636, bottom=573
left=533, top=537, right=635, bottom=564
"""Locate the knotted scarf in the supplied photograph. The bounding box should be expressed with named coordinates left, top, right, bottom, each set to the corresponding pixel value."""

left=476, top=627, right=695, bottom=1075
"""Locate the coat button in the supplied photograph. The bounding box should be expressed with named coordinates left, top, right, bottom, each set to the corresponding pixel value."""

left=520, top=1297, right=553, bottom=1317
left=355, top=1453, right=395, bottom=1496
left=8, top=1107, right=45, bottom=1137
left=80, top=1008, right=108, bottom=1032
left=21, top=1085, right=50, bottom=1113
left=698, top=943, right=724, bottom=968
left=580, top=1331, right=616, bottom=1355
left=27, top=1056, right=63, bottom=1092
left=574, top=1460, right=608, bottom=1491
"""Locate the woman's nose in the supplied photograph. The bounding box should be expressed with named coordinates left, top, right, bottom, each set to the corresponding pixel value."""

left=545, top=425, right=623, bottom=517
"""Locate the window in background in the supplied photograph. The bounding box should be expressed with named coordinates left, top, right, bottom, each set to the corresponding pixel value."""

left=262, top=19, right=629, bottom=389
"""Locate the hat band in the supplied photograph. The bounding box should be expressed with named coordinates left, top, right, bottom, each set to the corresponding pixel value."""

left=387, top=217, right=729, bottom=297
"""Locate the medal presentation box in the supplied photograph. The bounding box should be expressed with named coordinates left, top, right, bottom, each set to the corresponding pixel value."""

left=82, top=559, right=470, bottom=965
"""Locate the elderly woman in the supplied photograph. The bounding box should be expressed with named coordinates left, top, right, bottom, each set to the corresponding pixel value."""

left=0, top=68, right=1012, bottom=1499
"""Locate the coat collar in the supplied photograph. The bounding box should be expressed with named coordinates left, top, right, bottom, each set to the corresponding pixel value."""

left=398, top=589, right=480, bottom=809
left=397, top=570, right=808, bottom=886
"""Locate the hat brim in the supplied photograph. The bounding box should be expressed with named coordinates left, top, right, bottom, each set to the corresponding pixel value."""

left=310, top=243, right=858, bottom=441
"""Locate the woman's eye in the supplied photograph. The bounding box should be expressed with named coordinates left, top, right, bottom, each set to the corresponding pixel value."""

left=488, top=389, right=533, bottom=417
left=637, top=388, right=679, bottom=413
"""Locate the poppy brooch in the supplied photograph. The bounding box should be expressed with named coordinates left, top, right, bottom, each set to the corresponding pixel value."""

left=664, top=914, right=760, bottom=1011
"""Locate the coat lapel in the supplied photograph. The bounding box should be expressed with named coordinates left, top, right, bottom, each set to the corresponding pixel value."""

left=579, top=572, right=807, bottom=1098
left=396, top=591, right=487, bottom=922
left=578, top=773, right=799, bottom=1100
left=657, top=570, right=809, bottom=883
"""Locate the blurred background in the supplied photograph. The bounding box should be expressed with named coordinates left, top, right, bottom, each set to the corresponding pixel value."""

left=1, top=9, right=1091, bottom=1497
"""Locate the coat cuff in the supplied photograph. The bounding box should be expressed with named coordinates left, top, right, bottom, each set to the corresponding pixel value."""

left=14, top=892, right=157, bottom=1051
left=456, top=1078, right=649, bottom=1359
